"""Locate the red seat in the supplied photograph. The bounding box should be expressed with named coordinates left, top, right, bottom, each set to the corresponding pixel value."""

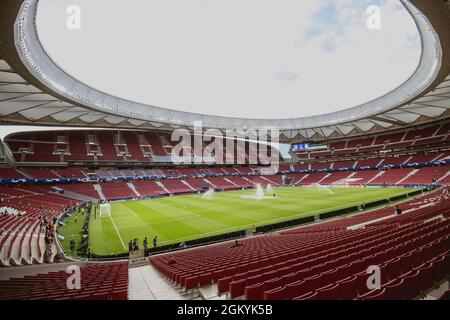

left=185, top=276, right=199, bottom=290
left=321, top=269, right=337, bottom=286
left=386, top=258, right=401, bottom=281
left=198, top=272, right=212, bottom=286
left=217, top=276, right=232, bottom=294
left=261, top=270, right=278, bottom=282
left=297, top=268, right=314, bottom=282
left=232, top=272, right=247, bottom=281
left=409, top=248, right=423, bottom=269
left=91, top=292, right=111, bottom=300
left=111, top=290, right=127, bottom=300
left=351, top=259, right=367, bottom=274
left=285, top=280, right=307, bottom=300
left=431, top=255, right=447, bottom=284
left=399, top=253, right=412, bottom=275
left=304, top=274, right=322, bottom=292
left=403, top=270, right=421, bottom=300
left=337, top=276, right=358, bottom=300
left=230, top=279, right=247, bottom=298
left=335, top=264, right=352, bottom=281
left=264, top=286, right=286, bottom=300
left=356, top=272, right=371, bottom=296
left=383, top=278, right=404, bottom=300
left=245, top=283, right=264, bottom=300
left=359, top=288, right=386, bottom=300
left=417, top=262, right=434, bottom=293
left=293, top=291, right=317, bottom=300
left=264, top=277, right=283, bottom=291
left=246, top=274, right=262, bottom=286
left=280, top=272, right=297, bottom=286
left=212, top=269, right=225, bottom=282
left=248, top=268, right=262, bottom=278
left=316, top=283, right=339, bottom=300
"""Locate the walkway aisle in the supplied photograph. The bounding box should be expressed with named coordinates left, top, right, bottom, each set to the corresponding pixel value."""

left=128, top=264, right=186, bottom=300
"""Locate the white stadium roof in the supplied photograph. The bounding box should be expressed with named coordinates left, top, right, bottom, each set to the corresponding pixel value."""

left=0, top=0, right=449, bottom=141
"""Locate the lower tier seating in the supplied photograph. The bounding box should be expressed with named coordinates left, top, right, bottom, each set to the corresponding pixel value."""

left=0, top=262, right=128, bottom=300
left=150, top=189, right=450, bottom=300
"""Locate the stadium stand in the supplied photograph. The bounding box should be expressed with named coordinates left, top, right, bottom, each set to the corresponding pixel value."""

left=150, top=188, right=450, bottom=300
left=0, top=0, right=448, bottom=301
left=0, top=263, right=128, bottom=300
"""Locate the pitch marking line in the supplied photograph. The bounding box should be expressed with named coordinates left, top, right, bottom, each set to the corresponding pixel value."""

left=109, top=215, right=127, bottom=250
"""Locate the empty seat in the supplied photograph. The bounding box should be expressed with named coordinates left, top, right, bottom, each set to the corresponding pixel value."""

left=383, top=278, right=404, bottom=300
left=245, top=283, right=264, bottom=300
left=403, top=270, right=421, bottom=300
left=285, top=280, right=307, bottom=300
left=264, top=286, right=286, bottom=300
left=337, top=276, right=358, bottom=300
left=359, top=288, right=386, bottom=300
left=293, top=291, right=317, bottom=300
left=229, top=279, right=247, bottom=299
left=316, top=283, right=339, bottom=300
left=416, top=262, right=434, bottom=293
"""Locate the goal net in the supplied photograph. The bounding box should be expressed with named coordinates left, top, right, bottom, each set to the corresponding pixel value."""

left=99, top=203, right=111, bottom=218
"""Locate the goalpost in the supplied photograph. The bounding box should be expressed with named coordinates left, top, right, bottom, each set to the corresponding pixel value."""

left=99, top=203, right=111, bottom=218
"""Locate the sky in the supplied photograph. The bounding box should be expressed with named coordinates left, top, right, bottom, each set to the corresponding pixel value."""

left=35, top=0, right=421, bottom=120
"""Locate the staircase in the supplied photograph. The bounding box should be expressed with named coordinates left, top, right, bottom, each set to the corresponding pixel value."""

left=396, top=169, right=420, bottom=185
left=16, top=169, right=33, bottom=179
left=242, top=176, right=255, bottom=185
left=260, top=176, right=280, bottom=186
left=367, top=171, right=385, bottom=184
left=155, top=181, right=171, bottom=194
left=345, top=172, right=358, bottom=180
left=181, top=180, right=196, bottom=192
left=402, top=156, right=414, bottom=165
left=317, top=173, right=331, bottom=184
left=93, top=184, right=106, bottom=201
left=127, top=182, right=141, bottom=197
left=224, top=178, right=240, bottom=188
left=437, top=170, right=450, bottom=183
left=203, top=179, right=217, bottom=188
left=293, top=174, right=309, bottom=185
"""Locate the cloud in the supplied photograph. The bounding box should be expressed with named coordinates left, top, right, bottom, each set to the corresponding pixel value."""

left=274, top=71, right=299, bottom=84
left=297, top=0, right=388, bottom=53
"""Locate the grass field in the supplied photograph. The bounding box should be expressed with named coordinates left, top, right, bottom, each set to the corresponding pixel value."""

left=82, top=186, right=414, bottom=256
left=58, top=209, right=88, bottom=255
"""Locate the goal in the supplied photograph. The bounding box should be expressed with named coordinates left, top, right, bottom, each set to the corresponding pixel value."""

left=99, top=203, right=111, bottom=218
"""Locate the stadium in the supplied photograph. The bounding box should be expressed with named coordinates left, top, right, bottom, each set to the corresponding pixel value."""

left=0, top=0, right=449, bottom=302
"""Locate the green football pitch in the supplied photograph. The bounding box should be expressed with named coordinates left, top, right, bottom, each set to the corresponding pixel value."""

left=77, top=186, right=415, bottom=256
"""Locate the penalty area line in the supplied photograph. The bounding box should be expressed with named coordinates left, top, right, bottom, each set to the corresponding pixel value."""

left=109, top=215, right=127, bottom=250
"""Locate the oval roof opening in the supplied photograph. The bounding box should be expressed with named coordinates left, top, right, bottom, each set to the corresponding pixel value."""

left=36, top=0, right=421, bottom=120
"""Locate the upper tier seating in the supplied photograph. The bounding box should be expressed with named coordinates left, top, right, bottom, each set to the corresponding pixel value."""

left=25, top=168, right=60, bottom=179
left=0, top=168, right=27, bottom=180
left=294, top=123, right=449, bottom=161
left=52, top=168, right=87, bottom=179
